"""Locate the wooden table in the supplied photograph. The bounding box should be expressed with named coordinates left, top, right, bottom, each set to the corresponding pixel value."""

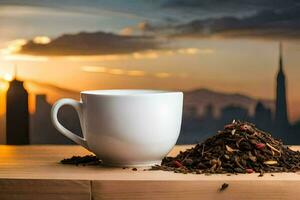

left=0, top=145, right=299, bottom=200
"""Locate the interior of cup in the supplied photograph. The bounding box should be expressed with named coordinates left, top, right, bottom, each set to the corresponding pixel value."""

left=81, top=89, right=180, bottom=95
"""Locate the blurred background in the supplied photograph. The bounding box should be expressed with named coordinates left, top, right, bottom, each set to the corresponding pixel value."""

left=0, top=0, right=300, bottom=145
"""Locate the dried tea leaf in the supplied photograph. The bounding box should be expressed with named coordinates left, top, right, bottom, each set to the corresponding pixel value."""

left=266, top=143, right=281, bottom=155
left=210, top=159, right=218, bottom=165
left=263, top=160, right=278, bottom=165
left=249, top=156, right=257, bottom=162
left=219, top=183, right=229, bottom=192
left=183, top=158, right=193, bottom=165
left=210, top=164, right=217, bottom=171
left=226, top=145, right=238, bottom=153
left=236, top=138, right=244, bottom=148
left=231, top=129, right=236, bottom=135
left=234, top=157, right=245, bottom=169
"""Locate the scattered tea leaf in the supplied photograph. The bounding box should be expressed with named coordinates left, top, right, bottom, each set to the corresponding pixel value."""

left=60, top=155, right=101, bottom=166
left=219, top=183, right=229, bottom=192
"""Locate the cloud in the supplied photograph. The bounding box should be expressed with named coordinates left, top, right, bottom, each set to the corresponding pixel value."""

left=138, top=21, right=152, bottom=31
left=81, top=66, right=145, bottom=77
left=155, top=72, right=171, bottom=78
left=81, top=65, right=188, bottom=79
left=18, top=31, right=161, bottom=56
left=145, top=6, right=300, bottom=40
left=162, top=0, right=300, bottom=16
left=119, top=27, right=134, bottom=36
left=65, top=48, right=213, bottom=62
left=0, top=0, right=147, bottom=19
left=32, top=36, right=51, bottom=44
left=118, top=21, right=153, bottom=37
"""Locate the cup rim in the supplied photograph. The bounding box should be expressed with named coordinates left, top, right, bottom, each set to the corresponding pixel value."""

left=80, top=89, right=183, bottom=96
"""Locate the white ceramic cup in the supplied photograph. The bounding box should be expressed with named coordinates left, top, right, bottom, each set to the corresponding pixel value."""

left=51, top=89, right=183, bottom=167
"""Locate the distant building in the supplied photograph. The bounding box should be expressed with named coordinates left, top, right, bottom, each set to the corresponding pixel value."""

left=30, top=94, right=80, bottom=144
left=186, top=105, right=198, bottom=118
left=179, top=105, right=202, bottom=144
left=254, top=102, right=272, bottom=131
left=203, top=104, right=214, bottom=120
left=200, top=104, right=218, bottom=133
left=220, top=105, right=249, bottom=124
left=6, top=78, right=29, bottom=144
left=274, top=43, right=290, bottom=138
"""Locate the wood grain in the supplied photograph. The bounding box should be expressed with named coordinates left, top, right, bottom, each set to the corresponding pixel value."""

left=0, top=179, right=90, bottom=200
left=0, top=145, right=299, bottom=199
left=92, top=180, right=300, bottom=200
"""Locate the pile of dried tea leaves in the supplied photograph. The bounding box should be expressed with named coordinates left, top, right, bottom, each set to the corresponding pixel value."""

left=60, top=156, right=138, bottom=171
left=60, top=155, right=101, bottom=166
left=152, top=121, right=300, bottom=175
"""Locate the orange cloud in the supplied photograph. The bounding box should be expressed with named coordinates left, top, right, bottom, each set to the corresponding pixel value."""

left=81, top=66, right=188, bottom=79
left=119, top=27, right=134, bottom=36
left=81, top=66, right=107, bottom=73
left=138, top=21, right=150, bottom=31
left=60, top=47, right=214, bottom=62
left=18, top=31, right=161, bottom=56
left=0, top=39, right=27, bottom=55
left=108, top=68, right=125, bottom=75
left=33, top=36, right=51, bottom=44
left=155, top=72, right=171, bottom=78
left=127, top=70, right=146, bottom=77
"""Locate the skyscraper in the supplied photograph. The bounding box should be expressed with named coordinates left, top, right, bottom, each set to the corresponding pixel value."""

left=254, top=102, right=272, bottom=131
left=6, top=75, right=29, bottom=144
left=275, top=43, right=289, bottom=130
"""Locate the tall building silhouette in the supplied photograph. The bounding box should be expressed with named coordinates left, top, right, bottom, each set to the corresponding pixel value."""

left=254, top=101, right=272, bottom=131
left=275, top=43, right=289, bottom=130
left=6, top=73, right=29, bottom=144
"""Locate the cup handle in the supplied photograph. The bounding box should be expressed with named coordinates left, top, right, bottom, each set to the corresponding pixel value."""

left=51, top=98, right=89, bottom=149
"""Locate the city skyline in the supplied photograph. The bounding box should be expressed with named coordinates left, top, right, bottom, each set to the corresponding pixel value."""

left=4, top=43, right=297, bottom=145
left=180, top=44, right=299, bottom=144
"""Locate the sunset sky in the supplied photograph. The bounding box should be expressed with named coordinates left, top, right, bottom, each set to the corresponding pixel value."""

left=0, top=0, right=300, bottom=120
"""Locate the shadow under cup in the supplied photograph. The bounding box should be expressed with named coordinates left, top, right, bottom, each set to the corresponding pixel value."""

left=52, top=90, right=183, bottom=167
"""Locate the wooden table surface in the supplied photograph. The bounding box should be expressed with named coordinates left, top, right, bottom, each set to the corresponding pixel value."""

left=0, top=145, right=299, bottom=200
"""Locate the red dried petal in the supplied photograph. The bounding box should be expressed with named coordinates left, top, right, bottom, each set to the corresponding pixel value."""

left=224, top=124, right=234, bottom=129
left=246, top=168, right=254, bottom=173
left=256, top=143, right=266, bottom=149
left=240, top=124, right=252, bottom=131
left=173, top=160, right=183, bottom=168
